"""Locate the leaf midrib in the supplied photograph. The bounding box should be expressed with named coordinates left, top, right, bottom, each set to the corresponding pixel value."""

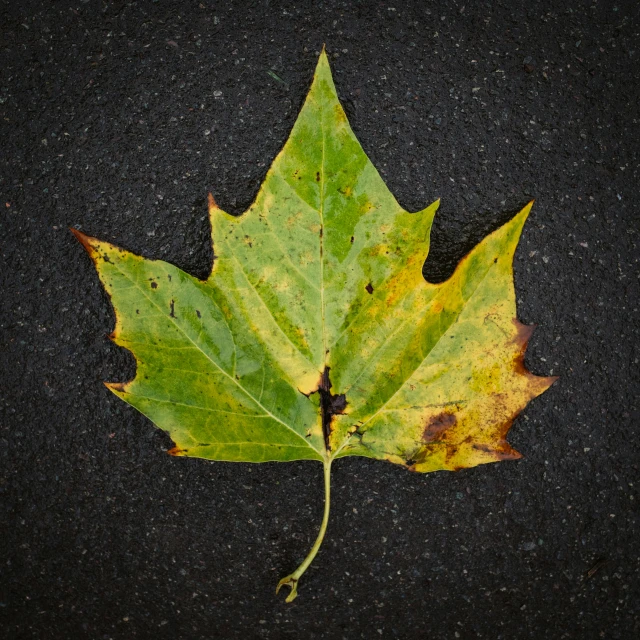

left=319, top=91, right=328, bottom=363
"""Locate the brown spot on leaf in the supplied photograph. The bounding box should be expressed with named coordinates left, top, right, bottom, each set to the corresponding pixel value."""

left=169, top=299, right=175, bottom=318
left=317, top=367, right=348, bottom=452
left=315, top=171, right=321, bottom=182
left=365, top=282, right=374, bottom=294
left=168, top=447, right=188, bottom=456
left=350, top=236, right=354, bottom=244
left=151, top=281, right=158, bottom=289
left=422, top=412, right=457, bottom=442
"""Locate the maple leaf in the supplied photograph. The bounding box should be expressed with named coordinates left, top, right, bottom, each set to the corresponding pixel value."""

left=73, top=50, right=557, bottom=602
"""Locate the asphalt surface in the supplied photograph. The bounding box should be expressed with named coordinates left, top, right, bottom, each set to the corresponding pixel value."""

left=1, top=1, right=639, bottom=638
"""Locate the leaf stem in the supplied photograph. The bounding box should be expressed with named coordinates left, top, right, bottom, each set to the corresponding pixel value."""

left=276, top=458, right=332, bottom=602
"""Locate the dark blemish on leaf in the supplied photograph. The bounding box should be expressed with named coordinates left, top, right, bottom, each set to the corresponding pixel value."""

left=196, top=310, right=201, bottom=318
left=330, top=393, right=347, bottom=414
left=151, top=281, right=158, bottom=289
left=494, top=258, right=498, bottom=264
left=350, top=236, right=354, bottom=243
left=136, top=309, right=140, bottom=314
left=315, top=171, right=320, bottom=182
left=365, top=282, right=374, bottom=294
left=168, top=274, right=172, bottom=281
left=319, top=226, right=323, bottom=238
left=422, top=412, right=457, bottom=442
left=317, top=367, right=348, bottom=452
left=169, top=299, right=175, bottom=318
left=102, top=254, right=112, bottom=263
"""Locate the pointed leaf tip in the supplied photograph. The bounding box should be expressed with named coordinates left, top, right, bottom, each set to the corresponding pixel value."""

left=421, top=198, right=440, bottom=216
left=168, top=446, right=188, bottom=457
left=207, top=192, right=218, bottom=215
left=316, top=47, right=332, bottom=75
left=508, top=200, right=535, bottom=240
left=104, top=381, right=127, bottom=393
left=519, top=200, right=534, bottom=220
left=70, top=227, right=97, bottom=256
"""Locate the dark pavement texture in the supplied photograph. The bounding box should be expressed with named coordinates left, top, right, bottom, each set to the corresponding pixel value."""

left=1, top=1, right=639, bottom=638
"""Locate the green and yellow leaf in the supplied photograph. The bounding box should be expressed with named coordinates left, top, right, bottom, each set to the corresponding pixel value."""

left=73, top=49, right=556, bottom=602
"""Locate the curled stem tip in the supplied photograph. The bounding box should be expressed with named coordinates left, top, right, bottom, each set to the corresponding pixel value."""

left=276, top=459, right=332, bottom=603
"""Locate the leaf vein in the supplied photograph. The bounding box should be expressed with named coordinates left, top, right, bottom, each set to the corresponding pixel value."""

left=111, top=263, right=321, bottom=455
